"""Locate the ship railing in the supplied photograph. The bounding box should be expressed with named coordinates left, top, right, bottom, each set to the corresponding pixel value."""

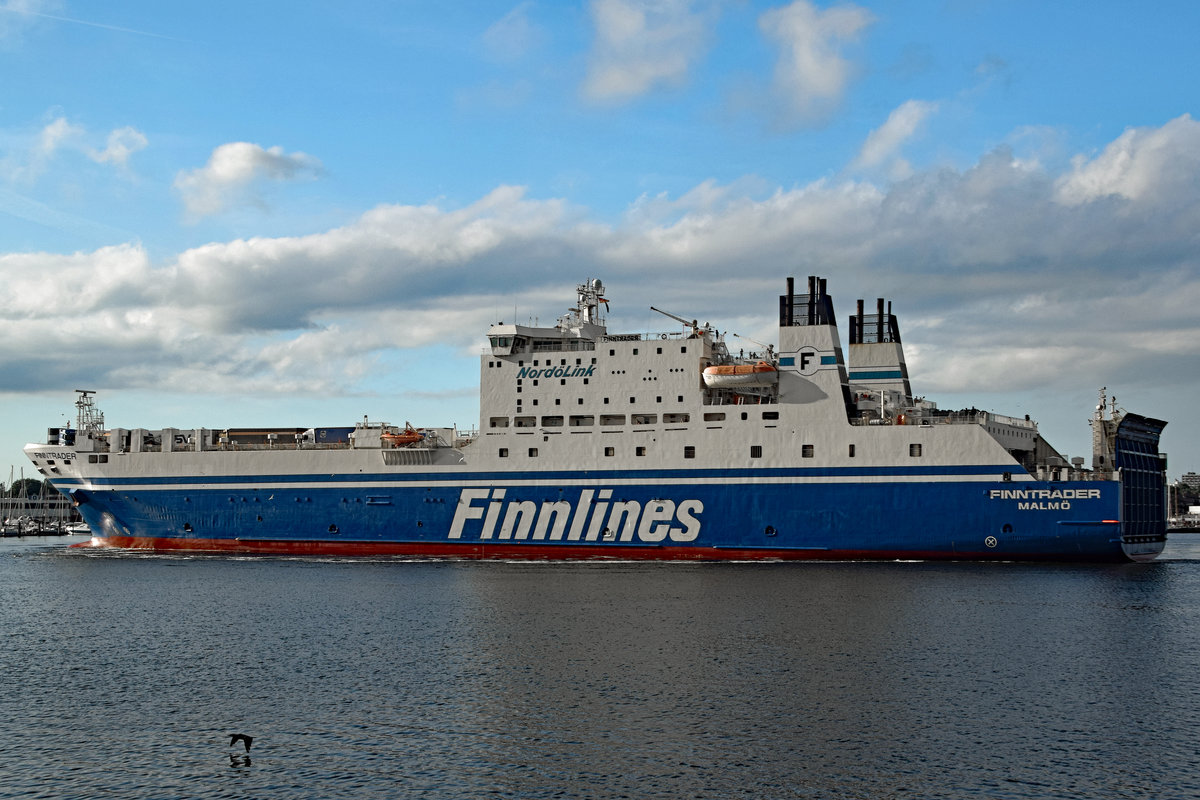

left=703, top=393, right=778, bottom=406
left=482, top=340, right=598, bottom=354
left=932, top=411, right=988, bottom=425
left=984, top=412, right=1038, bottom=429
left=848, top=412, right=1012, bottom=427
left=1033, top=467, right=1111, bottom=482
left=221, top=441, right=351, bottom=451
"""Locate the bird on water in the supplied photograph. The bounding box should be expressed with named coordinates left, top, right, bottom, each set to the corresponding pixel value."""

left=229, top=734, right=253, bottom=752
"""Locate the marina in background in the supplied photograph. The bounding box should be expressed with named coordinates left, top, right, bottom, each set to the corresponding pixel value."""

left=1, top=474, right=84, bottom=536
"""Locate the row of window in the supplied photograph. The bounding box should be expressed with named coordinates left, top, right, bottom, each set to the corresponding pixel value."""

left=496, top=443, right=927, bottom=458
left=494, top=410, right=784, bottom=427
left=487, top=344, right=690, bottom=369
left=517, top=380, right=591, bottom=389
left=487, top=356, right=599, bottom=368
left=608, top=345, right=688, bottom=357
left=493, top=413, right=693, bottom=428
left=516, top=395, right=696, bottom=410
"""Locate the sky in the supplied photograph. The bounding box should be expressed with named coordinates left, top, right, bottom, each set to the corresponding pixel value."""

left=2, top=0, right=1199, bottom=483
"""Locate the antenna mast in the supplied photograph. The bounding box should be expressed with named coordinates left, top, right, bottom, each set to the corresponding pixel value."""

left=74, top=390, right=105, bottom=433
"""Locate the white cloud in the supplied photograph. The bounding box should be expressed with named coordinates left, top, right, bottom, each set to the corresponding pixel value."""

left=88, top=126, right=148, bottom=167
left=1, top=115, right=147, bottom=184
left=482, top=2, right=542, bottom=62
left=3, top=117, right=1200, bottom=448
left=758, top=0, right=874, bottom=126
left=853, top=99, right=938, bottom=171
left=173, top=142, right=323, bottom=220
left=1, top=116, right=83, bottom=183
left=1055, top=114, right=1200, bottom=206
left=37, top=115, right=83, bottom=156
left=582, top=0, right=712, bottom=102
left=0, top=0, right=55, bottom=41
left=0, top=242, right=152, bottom=318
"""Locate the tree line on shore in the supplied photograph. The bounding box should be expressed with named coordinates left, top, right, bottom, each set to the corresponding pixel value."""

left=1, top=478, right=56, bottom=499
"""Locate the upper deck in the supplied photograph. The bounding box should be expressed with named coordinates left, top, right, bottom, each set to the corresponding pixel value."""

left=24, top=277, right=1102, bottom=484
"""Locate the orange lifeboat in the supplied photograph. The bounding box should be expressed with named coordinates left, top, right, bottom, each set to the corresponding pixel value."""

left=702, top=361, right=778, bottom=388
left=381, top=424, right=423, bottom=447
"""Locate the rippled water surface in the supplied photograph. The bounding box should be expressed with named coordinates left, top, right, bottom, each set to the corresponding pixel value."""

left=3, top=535, right=1200, bottom=799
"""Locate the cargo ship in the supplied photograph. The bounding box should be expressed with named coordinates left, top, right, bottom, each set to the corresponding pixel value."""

left=24, top=277, right=1168, bottom=561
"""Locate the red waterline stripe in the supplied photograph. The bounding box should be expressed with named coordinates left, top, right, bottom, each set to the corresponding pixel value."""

left=74, top=536, right=1127, bottom=563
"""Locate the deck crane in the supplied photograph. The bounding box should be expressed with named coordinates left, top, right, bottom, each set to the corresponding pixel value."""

left=731, top=332, right=775, bottom=360
left=650, top=306, right=712, bottom=337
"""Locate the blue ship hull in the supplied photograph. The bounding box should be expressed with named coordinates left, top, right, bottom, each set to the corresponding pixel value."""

left=60, top=468, right=1145, bottom=562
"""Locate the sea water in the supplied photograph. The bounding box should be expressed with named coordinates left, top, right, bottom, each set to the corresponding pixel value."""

left=2, top=535, right=1199, bottom=799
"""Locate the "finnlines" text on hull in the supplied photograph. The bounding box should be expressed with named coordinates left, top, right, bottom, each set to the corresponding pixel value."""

left=448, top=488, right=703, bottom=542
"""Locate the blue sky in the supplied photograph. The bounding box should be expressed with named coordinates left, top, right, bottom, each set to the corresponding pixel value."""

left=2, top=0, right=1199, bottom=482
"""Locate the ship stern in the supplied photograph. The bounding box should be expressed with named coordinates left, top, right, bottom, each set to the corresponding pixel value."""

left=1112, top=413, right=1169, bottom=562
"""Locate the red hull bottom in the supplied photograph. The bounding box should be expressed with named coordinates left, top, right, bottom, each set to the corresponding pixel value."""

left=72, top=535, right=1128, bottom=563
